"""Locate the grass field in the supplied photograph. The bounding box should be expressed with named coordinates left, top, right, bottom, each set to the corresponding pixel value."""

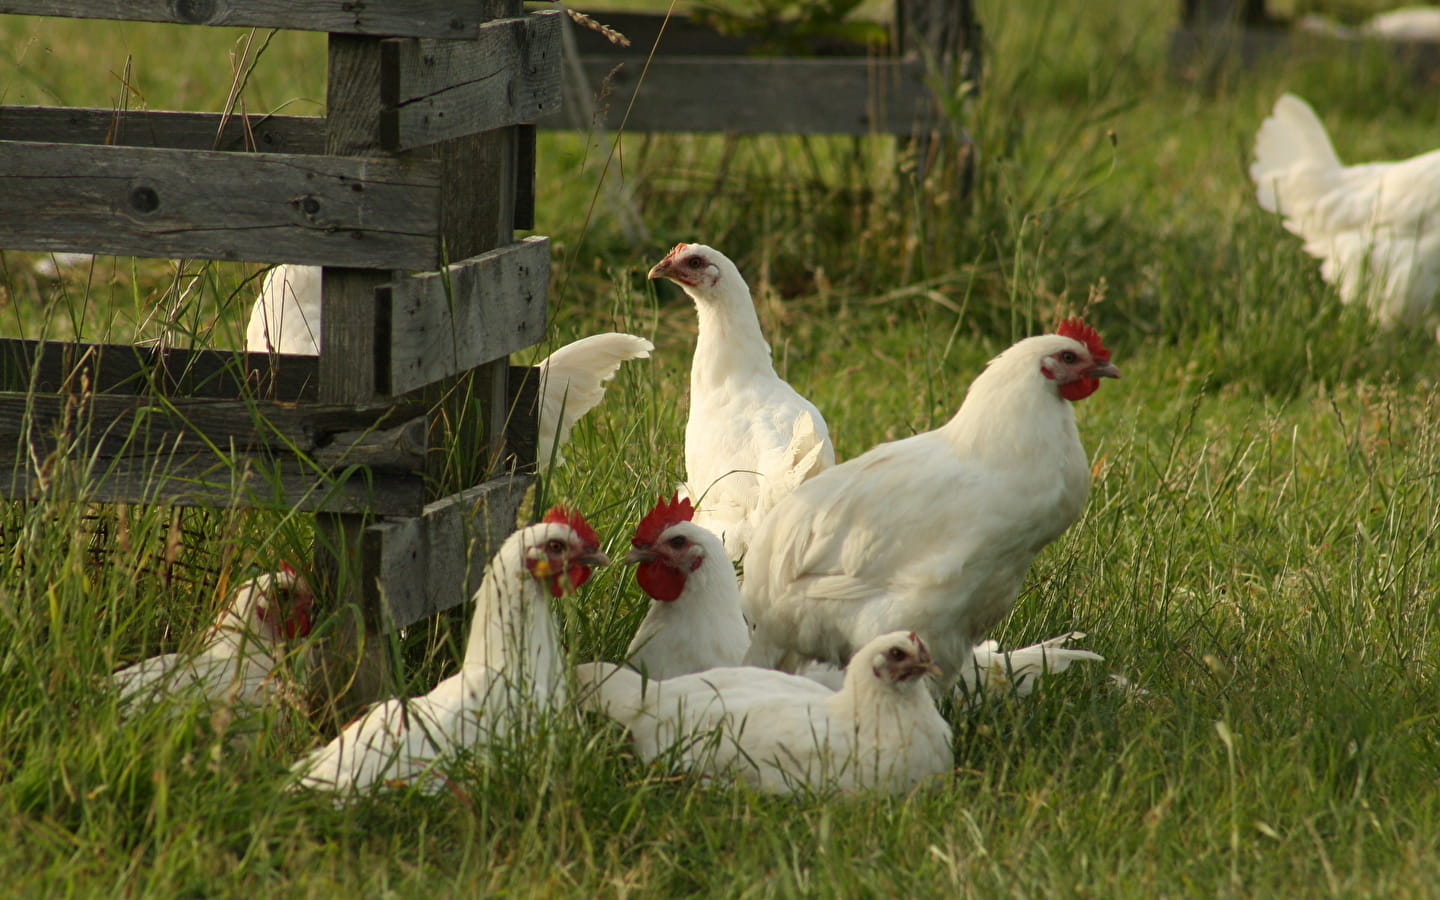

left=2, top=0, right=1439, bottom=895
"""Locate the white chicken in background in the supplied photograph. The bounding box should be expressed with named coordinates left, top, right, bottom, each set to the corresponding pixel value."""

left=1251, top=93, right=1440, bottom=329
left=290, top=507, right=608, bottom=796
left=246, top=264, right=321, bottom=355
left=245, top=265, right=652, bottom=467
left=113, top=565, right=315, bottom=708
left=621, top=494, right=749, bottom=678
left=648, top=243, right=835, bottom=561
left=741, top=319, right=1119, bottom=688
left=577, top=630, right=952, bottom=795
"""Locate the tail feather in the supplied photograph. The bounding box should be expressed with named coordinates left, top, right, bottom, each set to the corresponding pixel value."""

left=1251, top=93, right=1343, bottom=215
left=536, top=333, right=653, bottom=467
left=961, top=632, right=1103, bottom=699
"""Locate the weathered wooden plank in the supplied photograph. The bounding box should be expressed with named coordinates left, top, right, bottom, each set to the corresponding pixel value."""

left=0, top=106, right=326, bottom=154
left=386, top=237, right=548, bottom=396
left=0, top=449, right=424, bottom=515
left=379, top=11, right=563, bottom=151
left=573, top=57, right=935, bottom=136
left=0, top=140, right=441, bottom=268
left=363, top=473, right=531, bottom=629
left=0, top=1, right=493, bottom=39
left=0, top=338, right=320, bottom=401
left=0, top=391, right=426, bottom=460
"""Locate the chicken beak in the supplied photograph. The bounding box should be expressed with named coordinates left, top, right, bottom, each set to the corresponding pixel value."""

left=646, top=259, right=671, bottom=280
left=577, top=548, right=611, bottom=568
left=1090, top=361, right=1121, bottom=380
left=623, top=546, right=657, bottom=565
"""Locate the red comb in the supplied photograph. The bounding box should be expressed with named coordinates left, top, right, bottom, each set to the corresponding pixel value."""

left=1056, top=317, right=1110, bottom=363
left=543, top=505, right=600, bottom=549
left=633, top=494, right=695, bottom=547
left=664, top=242, right=689, bottom=259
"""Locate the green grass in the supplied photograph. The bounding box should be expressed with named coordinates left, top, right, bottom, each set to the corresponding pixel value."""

left=2, top=0, right=1440, bottom=895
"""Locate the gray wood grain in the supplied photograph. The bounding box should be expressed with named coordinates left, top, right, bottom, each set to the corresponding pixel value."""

left=575, top=57, right=935, bottom=136
left=0, top=1, right=494, bottom=39
left=363, top=473, right=531, bottom=629
left=0, top=338, right=321, bottom=401
left=0, top=448, right=424, bottom=515
left=0, top=139, right=440, bottom=268
left=379, top=11, right=563, bottom=151
left=0, top=106, right=326, bottom=153
left=386, top=237, right=549, bottom=396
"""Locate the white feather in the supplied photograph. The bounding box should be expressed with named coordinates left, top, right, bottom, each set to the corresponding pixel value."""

left=535, top=332, right=653, bottom=467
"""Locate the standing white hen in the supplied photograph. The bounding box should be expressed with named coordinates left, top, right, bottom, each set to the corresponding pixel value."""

left=577, top=630, right=952, bottom=795
left=113, top=565, right=314, bottom=708
left=289, top=507, right=608, bottom=796
left=621, top=494, right=749, bottom=679
left=245, top=266, right=651, bottom=467
left=1251, top=93, right=1440, bottom=328
left=648, top=243, right=835, bottom=560
left=741, top=319, right=1119, bottom=687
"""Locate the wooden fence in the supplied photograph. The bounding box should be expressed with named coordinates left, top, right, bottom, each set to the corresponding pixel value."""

left=0, top=0, right=560, bottom=706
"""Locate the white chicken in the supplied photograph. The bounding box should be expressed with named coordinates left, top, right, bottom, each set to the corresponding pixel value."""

left=289, top=507, right=608, bottom=796
left=246, top=264, right=321, bottom=356
left=113, top=565, right=315, bottom=708
left=621, top=494, right=749, bottom=679
left=741, top=319, right=1119, bottom=687
left=577, top=630, right=952, bottom=795
left=245, top=265, right=652, bottom=467
left=1251, top=93, right=1440, bottom=328
left=648, top=243, right=835, bottom=560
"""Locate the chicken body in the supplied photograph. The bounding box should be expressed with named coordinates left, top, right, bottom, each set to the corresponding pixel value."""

left=741, top=323, right=1118, bottom=687
left=577, top=631, right=952, bottom=795
left=649, top=243, right=835, bottom=560
left=290, top=510, right=608, bottom=795
left=113, top=569, right=314, bottom=708
left=1251, top=93, right=1440, bottom=328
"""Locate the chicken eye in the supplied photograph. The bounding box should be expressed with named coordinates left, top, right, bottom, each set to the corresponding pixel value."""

left=667, top=535, right=688, bottom=550
left=545, top=539, right=568, bottom=556
left=686, top=256, right=704, bottom=269
left=1061, top=350, right=1078, bottom=364
left=887, top=647, right=907, bottom=662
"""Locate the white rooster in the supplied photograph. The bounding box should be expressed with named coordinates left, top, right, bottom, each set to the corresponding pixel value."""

left=577, top=630, right=952, bottom=795
left=113, top=565, right=315, bottom=708
left=648, top=243, right=835, bottom=560
left=245, top=265, right=652, bottom=467
left=289, top=507, right=608, bottom=796
left=621, top=494, right=749, bottom=679
left=741, top=319, right=1119, bottom=688
left=1251, top=93, right=1440, bottom=329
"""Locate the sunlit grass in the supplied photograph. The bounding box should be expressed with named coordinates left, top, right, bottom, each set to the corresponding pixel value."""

left=0, top=0, right=1439, bottom=894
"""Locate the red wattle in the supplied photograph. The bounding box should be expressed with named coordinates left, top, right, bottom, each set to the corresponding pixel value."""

left=636, top=561, right=686, bottom=602
left=1059, top=378, right=1099, bottom=401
